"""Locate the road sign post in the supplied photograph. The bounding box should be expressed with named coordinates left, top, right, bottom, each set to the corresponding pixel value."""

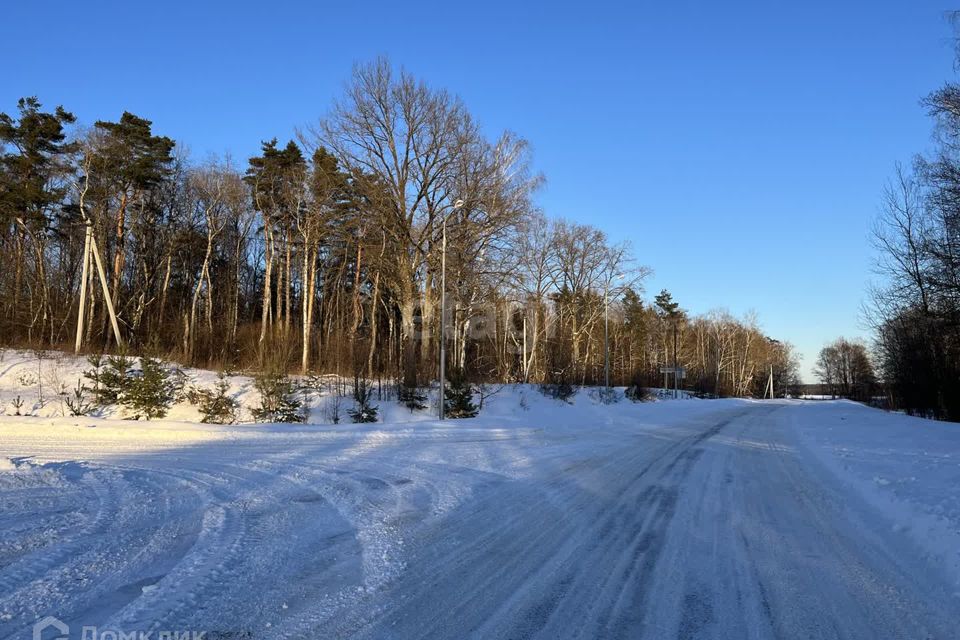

left=659, top=366, right=686, bottom=396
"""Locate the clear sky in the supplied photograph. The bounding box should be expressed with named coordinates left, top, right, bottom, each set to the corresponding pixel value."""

left=3, top=0, right=956, bottom=381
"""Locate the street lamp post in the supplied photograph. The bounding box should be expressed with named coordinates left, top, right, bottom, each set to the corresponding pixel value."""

left=439, top=199, right=465, bottom=420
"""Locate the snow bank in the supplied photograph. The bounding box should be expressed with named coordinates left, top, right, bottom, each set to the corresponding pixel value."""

left=788, top=400, right=960, bottom=588
left=0, top=349, right=694, bottom=428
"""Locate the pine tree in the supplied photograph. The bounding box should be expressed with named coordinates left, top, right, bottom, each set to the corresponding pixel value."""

left=65, top=380, right=94, bottom=416
left=348, top=377, right=379, bottom=423
left=84, top=112, right=176, bottom=345
left=83, top=354, right=105, bottom=404
left=0, top=98, right=77, bottom=338
left=622, top=288, right=648, bottom=345
left=398, top=383, right=428, bottom=412
left=654, top=289, right=684, bottom=394
left=99, top=353, right=134, bottom=405
left=245, top=139, right=307, bottom=344
left=444, top=373, right=478, bottom=419
left=92, top=112, right=175, bottom=194
left=125, top=356, right=174, bottom=420
left=196, top=373, right=240, bottom=424
left=252, top=371, right=304, bottom=423
left=654, top=289, right=680, bottom=317
left=0, top=98, right=77, bottom=229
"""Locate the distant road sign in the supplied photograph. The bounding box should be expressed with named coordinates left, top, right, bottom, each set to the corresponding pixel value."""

left=659, top=366, right=687, bottom=378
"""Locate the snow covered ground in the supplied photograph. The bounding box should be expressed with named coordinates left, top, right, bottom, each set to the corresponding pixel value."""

left=0, top=353, right=959, bottom=639
left=788, top=400, right=960, bottom=589
left=0, top=349, right=316, bottom=424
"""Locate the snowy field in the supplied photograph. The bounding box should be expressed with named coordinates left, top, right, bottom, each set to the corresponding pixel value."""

left=1, top=355, right=959, bottom=638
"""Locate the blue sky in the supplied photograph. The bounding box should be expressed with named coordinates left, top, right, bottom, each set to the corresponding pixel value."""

left=3, top=0, right=956, bottom=381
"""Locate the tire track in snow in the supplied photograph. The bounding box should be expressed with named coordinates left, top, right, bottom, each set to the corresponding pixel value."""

left=0, top=461, right=226, bottom=639
left=332, top=408, right=752, bottom=639
left=0, top=465, right=127, bottom=627
left=9, top=402, right=954, bottom=639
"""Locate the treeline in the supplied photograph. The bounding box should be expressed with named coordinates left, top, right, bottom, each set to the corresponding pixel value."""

left=870, top=20, right=960, bottom=421
left=813, top=338, right=877, bottom=402
left=0, top=58, right=798, bottom=397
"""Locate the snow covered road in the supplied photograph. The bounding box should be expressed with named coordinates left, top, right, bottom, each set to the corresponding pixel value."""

left=1, top=400, right=959, bottom=639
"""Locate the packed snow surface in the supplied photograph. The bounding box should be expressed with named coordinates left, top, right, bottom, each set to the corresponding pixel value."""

left=1, top=379, right=959, bottom=638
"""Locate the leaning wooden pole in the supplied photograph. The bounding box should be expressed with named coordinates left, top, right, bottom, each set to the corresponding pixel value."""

left=90, top=234, right=123, bottom=348
left=74, top=225, right=92, bottom=353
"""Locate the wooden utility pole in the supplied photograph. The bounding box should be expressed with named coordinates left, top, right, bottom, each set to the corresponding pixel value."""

left=73, top=163, right=123, bottom=352
left=90, top=234, right=123, bottom=348
left=74, top=225, right=92, bottom=353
